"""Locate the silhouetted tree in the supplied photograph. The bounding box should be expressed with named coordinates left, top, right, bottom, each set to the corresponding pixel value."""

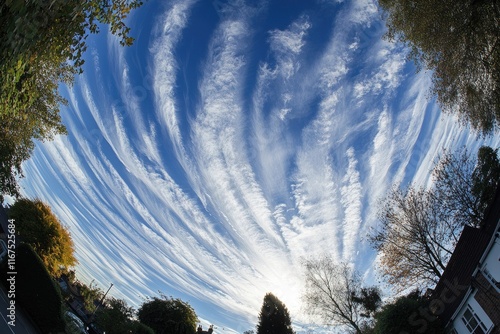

left=96, top=297, right=154, bottom=334
left=11, top=243, right=65, bottom=332
left=257, top=293, right=295, bottom=334
left=303, top=257, right=379, bottom=334
left=373, top=290, right=444, bottom=334
left=352, top=287, right=382, bottom=318
left=433, top=146, right=500, bottom=227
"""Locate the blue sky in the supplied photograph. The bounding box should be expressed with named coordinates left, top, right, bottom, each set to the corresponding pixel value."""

left=18, top=0, right=500, bottom=332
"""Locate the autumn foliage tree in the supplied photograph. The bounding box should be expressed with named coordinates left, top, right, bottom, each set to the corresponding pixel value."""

left=370, top=186, right=457, bottom=289
left=379, top=0, right=500, bottom=134
left=371, top=146, right=500, bottom=290
left=9, top=198, right=77, bottom=276
left=256, top=293, right=295, bottom=334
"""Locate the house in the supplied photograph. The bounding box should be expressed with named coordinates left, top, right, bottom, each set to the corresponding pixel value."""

left=58, top=274, right=92, bottom=322
left=430, top=187, right=500, bottom=333
left=197, top=324, right=214, bottom=333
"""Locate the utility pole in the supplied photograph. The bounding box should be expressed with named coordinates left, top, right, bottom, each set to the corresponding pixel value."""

left=90, top=283, right=113, bottom=320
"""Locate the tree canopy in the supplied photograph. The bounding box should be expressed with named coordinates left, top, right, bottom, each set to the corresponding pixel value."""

left=96, top=297, right=154, bottom=334
left=77, top=281, right=103, bottom=314
left=0, top=99, right=67, bottom=201
left=379, top=0, right=500, bottom=134
left=9, top=198, right=77, bottom=276
left=372, top=291, right=444, bottom=334
left=0, top=0, right=143, bottom=201
left=0, top=0, right=143, bottom=118
left=433, top=146, right=500, bottom=227
left=256, top=293, right=295, bottom=334
left=138, top=295, right=198, bottom=334
left=302, top=256, right=380, bottom=334
left=0, top=0, right=143, bottom=72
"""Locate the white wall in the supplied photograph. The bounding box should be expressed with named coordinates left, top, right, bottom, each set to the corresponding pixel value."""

left=451, top=292, right=493, bottom=334
left=483, top=235, right=500, bottom=282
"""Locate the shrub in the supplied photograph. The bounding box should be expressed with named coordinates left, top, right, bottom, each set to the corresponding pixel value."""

left=3, top=243, right=65, bottom=332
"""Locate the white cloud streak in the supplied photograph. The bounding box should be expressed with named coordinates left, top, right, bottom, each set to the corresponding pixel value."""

left=18, top=0, right=500, bottom=332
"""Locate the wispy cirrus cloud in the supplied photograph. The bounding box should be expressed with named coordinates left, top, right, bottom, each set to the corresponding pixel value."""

left=18, top=0, right=500, bottom=333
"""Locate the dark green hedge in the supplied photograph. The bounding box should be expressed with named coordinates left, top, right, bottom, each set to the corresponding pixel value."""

left=2, top=242, right=65, bottom=333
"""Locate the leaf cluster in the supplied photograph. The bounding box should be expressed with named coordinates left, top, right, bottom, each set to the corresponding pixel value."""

left=0, top=0, right=143, bottom=70
left=0, top=0, right=143, bottom=201
left=379, top=0, right=500, bottom=134
left=138, top=295, right=198, bottom=334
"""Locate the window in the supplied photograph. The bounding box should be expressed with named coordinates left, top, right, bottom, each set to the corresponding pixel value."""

left=483, top=267, right=500, bottom=292
left=462, top=306, right=488, bottom=334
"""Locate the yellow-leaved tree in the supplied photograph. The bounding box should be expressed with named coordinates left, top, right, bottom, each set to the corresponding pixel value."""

left=9, top=198, right=77, bottom=276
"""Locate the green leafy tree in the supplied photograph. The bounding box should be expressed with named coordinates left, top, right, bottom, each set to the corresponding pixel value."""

left=379, top=0, right=500, bottom=134
left=138, top=295, right=198, bottom=334
left=302, top=257, right=379, bottom=334
left=77, top=282, right=103, bottom=313
left=129, top=321, right=156, bottom=334
left=9, top=198, right=77, bottom=276
left=256, top=293, right=295, bottom=334
left=373, top=291, right=444, bottom=334
left=0, top=0, right=143, bottom=71
left=352, top=287, right=382, bottom=318
left=0, top=98, right=67, bottom=201
left=0, top=0, right=143, bottom=200
left=0, top=0, right=143, bottom=118
left=95, top=297, right=154, bottom=334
